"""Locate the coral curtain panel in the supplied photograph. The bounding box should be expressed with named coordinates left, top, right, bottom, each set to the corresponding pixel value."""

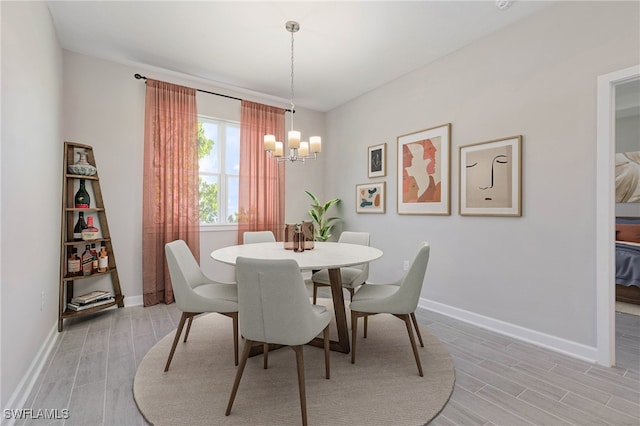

left=238, top=100, right=285, bottom=243
left=142, top=79, right=199, bottom=306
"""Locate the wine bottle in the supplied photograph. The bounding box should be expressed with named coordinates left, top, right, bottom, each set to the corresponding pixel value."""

left=81, top=244, right=93, bottom=276
left=90, top=243, right=99, bottom=274
left=73, top=212, right=87, bottom=241
left=67, top=247, right=81, bottom=277
left=81, top=216, right=99, bottom=240
left=75, top=179, right=90, bottom=208
left=98, top=241, right=109, bottom=273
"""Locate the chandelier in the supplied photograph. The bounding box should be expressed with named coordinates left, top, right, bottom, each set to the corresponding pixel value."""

left=264, top=21, right=321, bottom=163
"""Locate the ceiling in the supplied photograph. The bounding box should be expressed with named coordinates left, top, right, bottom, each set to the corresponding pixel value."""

left=47, top=1, right=555, bottom=112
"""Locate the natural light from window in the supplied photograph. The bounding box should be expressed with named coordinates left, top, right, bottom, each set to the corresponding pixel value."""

left=198, top=116, right=240, bottom=227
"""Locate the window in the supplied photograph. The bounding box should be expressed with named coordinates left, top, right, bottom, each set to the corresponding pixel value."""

left=198, top=116, right=240, bottom=226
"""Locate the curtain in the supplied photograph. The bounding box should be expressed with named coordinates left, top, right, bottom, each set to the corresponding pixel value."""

left=238, top=101, right=285, bottom=243
left=142, top=79, right=199, bottom=306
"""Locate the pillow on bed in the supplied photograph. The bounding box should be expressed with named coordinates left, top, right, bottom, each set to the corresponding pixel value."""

left=616, top=223, right=640, bottom=243
left=616, top=217, right=640, bottom=224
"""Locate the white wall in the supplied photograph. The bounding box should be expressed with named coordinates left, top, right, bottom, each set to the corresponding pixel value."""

left=1, top=1, right=63, bottom=409
left=325, top=1, right=639, bottom=349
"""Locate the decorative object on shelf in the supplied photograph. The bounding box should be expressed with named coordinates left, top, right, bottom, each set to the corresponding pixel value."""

left=68, top=151, right=97, bottom=176
left=397, top=123, right=451, bottom=215
left=459, top=135, right=522, bottom=217
left=264, top=21, right=321, bottom=163
left=356, top=182, right=386, bottom=214
left=81, top=216, right=99, bottom=240
left=305, top=190, right=340, bottom=241
left=73, top=211, right=87, bottom=241
left=368, top=143, right=387, bottom=178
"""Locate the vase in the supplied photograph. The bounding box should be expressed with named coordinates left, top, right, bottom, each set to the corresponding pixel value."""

left=68, top=151, right=97, bottom=176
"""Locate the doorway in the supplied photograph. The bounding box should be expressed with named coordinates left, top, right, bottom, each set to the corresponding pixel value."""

left=596, top=65, right=640, bottom=366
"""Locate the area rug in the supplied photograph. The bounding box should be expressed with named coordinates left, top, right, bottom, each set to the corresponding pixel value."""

left=133, top=300, right=455, bottom=426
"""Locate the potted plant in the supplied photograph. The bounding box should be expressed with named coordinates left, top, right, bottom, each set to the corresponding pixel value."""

left=305, top=190, right=341, bottom=241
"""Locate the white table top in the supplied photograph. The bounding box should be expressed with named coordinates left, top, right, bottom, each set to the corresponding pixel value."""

left=211, top=241, right=383, bottom=270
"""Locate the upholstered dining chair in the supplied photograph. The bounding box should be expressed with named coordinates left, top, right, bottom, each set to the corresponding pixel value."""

left=226, top=257, right=331, bottom=426
left=349, top=242, right=430, bottom=376
left=311, top=231, right=370, bottom=304
left=242, top=230, right=276, bottom=244
left=164, top=240, right=239, bottom=371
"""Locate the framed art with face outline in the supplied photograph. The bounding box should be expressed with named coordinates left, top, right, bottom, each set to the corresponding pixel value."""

left=459, top=135, right=522, bottom=216
left=368, top=143, right=386, bottom=178
left=356, top=182, right=386, bottom=213
left=397, top=123, right=451, bottom=215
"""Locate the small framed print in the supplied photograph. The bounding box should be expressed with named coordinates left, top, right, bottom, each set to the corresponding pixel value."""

left=368, top=143, right=386, bottom=178
left=397, top=123, right=451, bottom=215
left=459, top=135, right=522, bottom=216
left=356, top=182, right=386, bottom=214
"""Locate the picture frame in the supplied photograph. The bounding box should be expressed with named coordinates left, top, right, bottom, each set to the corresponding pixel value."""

left=397, top=123, right=451, bottom=215
left=356, top=181, right=386, bottom=214
left=459, top=135, right=522, bottom=216
left=368, top=143, right=386, bottom=178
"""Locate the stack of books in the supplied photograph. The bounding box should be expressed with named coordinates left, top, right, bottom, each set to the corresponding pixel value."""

left=67, top=290, right=115, bottom=311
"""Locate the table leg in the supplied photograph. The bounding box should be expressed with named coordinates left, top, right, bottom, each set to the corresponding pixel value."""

left=309, top=268, right=351, bottom=353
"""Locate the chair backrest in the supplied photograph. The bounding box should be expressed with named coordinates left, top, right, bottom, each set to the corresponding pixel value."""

left=243, top=231, right=276, bottom=244
left=338, top=231, right=370, bottom=275
left=388, top=242, right=430, bottom=313
left=165, top=240, right=210, bottom=312
left=236, top=257, right=319, bottom=346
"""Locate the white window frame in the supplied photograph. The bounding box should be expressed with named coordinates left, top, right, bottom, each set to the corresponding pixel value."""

left=198, top=115, right=239, bottom=232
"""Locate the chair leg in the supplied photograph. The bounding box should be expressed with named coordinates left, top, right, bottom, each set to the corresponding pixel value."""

left=323, top=325, right=330, bottom=379
left=225, top=339, right=254, bottom=416
left=312, top=283, right=318, bottom=304
left=348, top=288, right=354, bottom=301
left=291, top=345, right=308, bottom=426
left=183, top=314, right=195, bottom=342
left=165, top=312, right=189, bottom=372
left=410, top=312, right=424, bottom=348
left=263, top=343, right=269, bottom=369
left=364, top=315, right=368, bottom=339
left=231, top=312, right=239, bottom=365
left=400, top=314, right=423, bottom=377
left=351, top=310, right=358, bottom=364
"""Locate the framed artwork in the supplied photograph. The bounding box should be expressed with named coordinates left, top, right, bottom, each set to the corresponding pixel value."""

left=397, top=123, right=451, bottom=215
left=356, top=181, right=386, bottom=213
left=459, top=135, right=522, bottom=216
left=368, top=143, right=386, bottom=178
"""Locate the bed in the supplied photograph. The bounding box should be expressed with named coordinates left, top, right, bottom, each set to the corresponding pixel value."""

left=616, top=217, right=640, bottom=305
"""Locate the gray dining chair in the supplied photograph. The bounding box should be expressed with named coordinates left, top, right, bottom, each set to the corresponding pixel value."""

left=226, top=257, right=331, bottom=426
left=164, top=240, right=239, bottom=371
left=349, top=242, right=430, bottom=376
left=242, top=230, right=276, bottom=244
left=311, top=231, right=370, bottom=303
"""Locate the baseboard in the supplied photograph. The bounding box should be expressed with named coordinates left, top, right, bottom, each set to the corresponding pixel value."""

left=124, top=294, right=143, bottom=307
left=418, top=298, right=598, bottom=363
left=2, top=323, right=59, bottom=426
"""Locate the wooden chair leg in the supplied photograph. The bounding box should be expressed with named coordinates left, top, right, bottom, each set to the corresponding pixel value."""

left=401, top=314, right=423, bottom=377
left=226, top=339, right=254, bottom=416
left=183, top=313, right=196, bottom=342
left=231, top=312, right=239, bottom=365
left=410, top=312, right=424, bottom=347
left=364, top=315, right=368, bottom=338
left=351, top=310, right=358, bottom=364
left=291, top=345, right=308, bottom=426
left=312, top=283, right=318, bottom=304
left=165, top=312, right=189, bottom=372
left=323, top=325, right=330, bottom=379
left=263, top=343, right=269, bottom=369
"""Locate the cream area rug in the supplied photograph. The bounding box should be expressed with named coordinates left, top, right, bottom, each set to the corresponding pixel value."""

left=133, top=300, right=455, bottom=426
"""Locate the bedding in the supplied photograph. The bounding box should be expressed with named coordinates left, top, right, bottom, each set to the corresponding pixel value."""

left=616, top=241, right=640, bottom=287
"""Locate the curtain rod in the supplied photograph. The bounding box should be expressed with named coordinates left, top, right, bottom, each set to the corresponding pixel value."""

left=134, top=73, right=293, bottom=113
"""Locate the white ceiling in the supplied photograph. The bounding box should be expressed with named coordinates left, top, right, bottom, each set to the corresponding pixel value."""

left=47, top=1, right=555, bottom=112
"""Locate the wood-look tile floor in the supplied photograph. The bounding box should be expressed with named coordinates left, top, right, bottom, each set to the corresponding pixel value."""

left=18, top=301, right=639, bottom=426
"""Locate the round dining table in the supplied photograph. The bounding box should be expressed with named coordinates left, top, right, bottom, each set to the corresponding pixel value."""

left=211, top=241, right=383, bottom=353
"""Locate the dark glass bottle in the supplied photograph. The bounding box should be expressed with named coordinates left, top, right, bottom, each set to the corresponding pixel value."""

left=90, top=243, right=99, bottom=274
left=74, top=179, right=90, bottom=208
left=81, top=244, right=93, bottom=276
left=73, top=212, right=87, bottom=241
